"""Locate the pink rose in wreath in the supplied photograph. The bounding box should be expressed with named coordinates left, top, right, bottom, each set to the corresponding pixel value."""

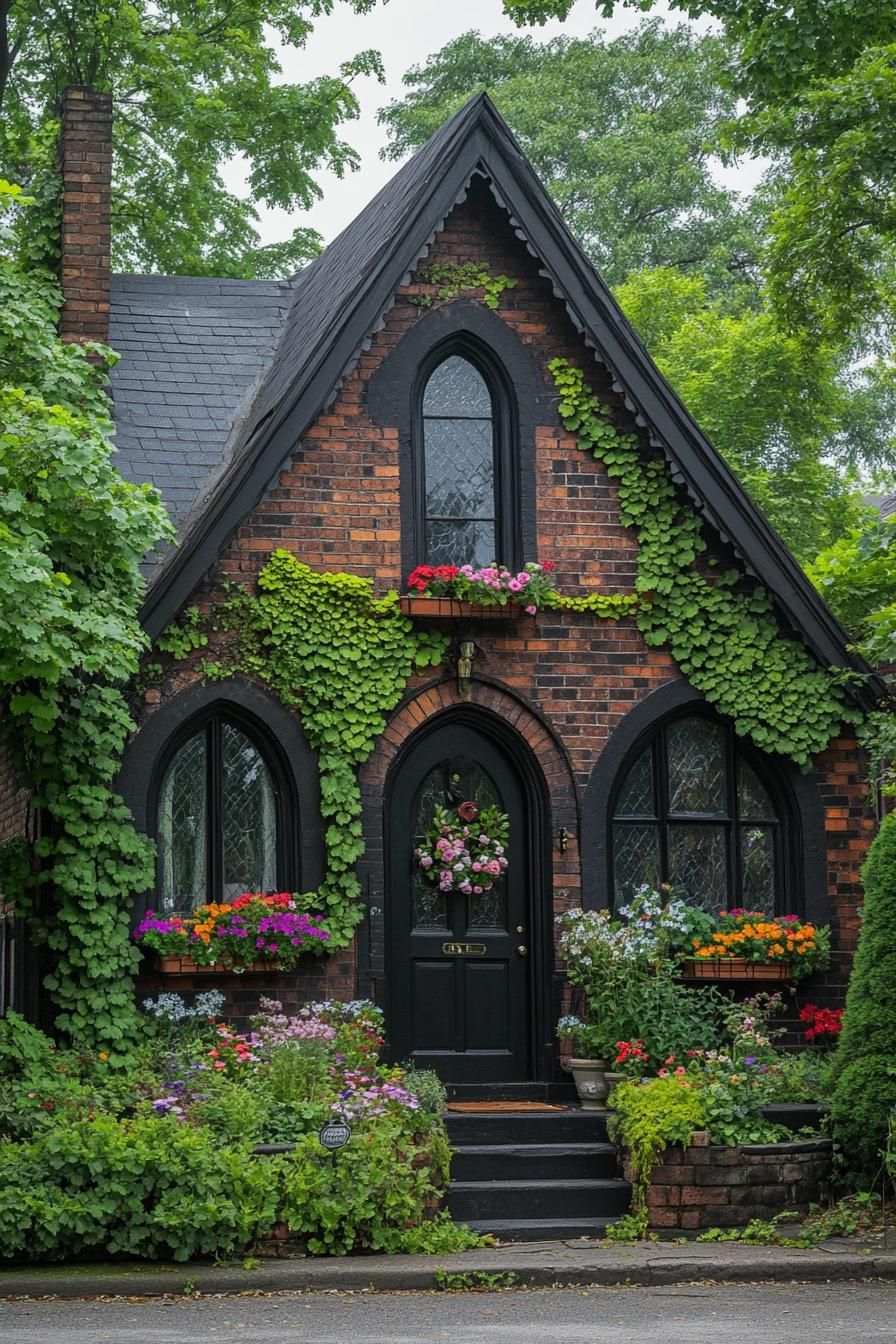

left=457, top=801, right=479, bottom=823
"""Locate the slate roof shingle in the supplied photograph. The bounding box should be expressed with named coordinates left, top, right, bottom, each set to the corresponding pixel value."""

left=109, top=273, right=295, bottom=546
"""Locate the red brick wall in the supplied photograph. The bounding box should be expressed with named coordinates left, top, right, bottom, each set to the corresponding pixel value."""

left=135, top=183, right=874, bottom=1019
left=58, top=87, right=112, bottom=345
left=0, top=746, right=27, bottom=851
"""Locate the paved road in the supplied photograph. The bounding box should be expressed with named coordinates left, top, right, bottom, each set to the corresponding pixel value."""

left=1, top=1282, right=895, bottom=1343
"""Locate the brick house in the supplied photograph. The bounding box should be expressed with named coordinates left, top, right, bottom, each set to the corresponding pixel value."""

left=6, top=87, right=882, bottom=1093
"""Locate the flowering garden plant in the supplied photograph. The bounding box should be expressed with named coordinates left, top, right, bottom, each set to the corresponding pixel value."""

left=134, top=892, right=330, bottom=971
left=415, top=802, right=509, bottom=896
left=690, top=909, right=830, bottom=981
left=405, top=560, right=557, bottom=614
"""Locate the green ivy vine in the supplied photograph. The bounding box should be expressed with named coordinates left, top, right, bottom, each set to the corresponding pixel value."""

left=411, top=261, right=517, bottom=310
left=192, top=551, right=447, bottom=946
left=0, top=174, right=172, bottom=1052
left=548, top=358, right=858, bottom=765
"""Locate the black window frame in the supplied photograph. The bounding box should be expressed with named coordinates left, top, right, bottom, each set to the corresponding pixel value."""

left=411, top=337, right=521, bottom=571
left=150, top=706, right=298, bottom=911
left=609, top=709, right=797, bottom=915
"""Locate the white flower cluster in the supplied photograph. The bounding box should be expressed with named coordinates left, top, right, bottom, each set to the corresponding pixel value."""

left=557, top=886, right=694, bottom=967
left=142, top=990, right=226, bottom=1023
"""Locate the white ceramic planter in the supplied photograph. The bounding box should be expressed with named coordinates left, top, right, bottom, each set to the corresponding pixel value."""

left=568, top=1057, right=610, bottom=1109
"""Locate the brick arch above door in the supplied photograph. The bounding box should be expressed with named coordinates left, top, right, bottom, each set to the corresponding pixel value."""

left=356, top=677, right=580, bottom=996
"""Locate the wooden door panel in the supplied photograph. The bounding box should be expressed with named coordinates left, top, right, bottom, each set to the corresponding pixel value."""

left=387, top=722, right=532, bottom=1083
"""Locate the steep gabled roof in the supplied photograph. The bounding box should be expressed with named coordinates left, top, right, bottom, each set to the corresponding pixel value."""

left=138, top=93, right=881, bottom=709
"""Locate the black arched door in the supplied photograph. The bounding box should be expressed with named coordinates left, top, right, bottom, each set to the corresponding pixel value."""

left=387, top=722, right=532, bottom=1084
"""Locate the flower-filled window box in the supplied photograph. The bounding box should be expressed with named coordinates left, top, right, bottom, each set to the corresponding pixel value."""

left=682, top=910, right=829, bottom=983
left=135, top=892, right=330, bottom=974
left=400, top=561, right=556, bottom=618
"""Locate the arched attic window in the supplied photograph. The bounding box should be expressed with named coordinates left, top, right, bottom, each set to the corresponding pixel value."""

left=417, top=348, right=517, bottom=568
left=154, top=712, right=291, bottom=912
left=611, top=714, right=792, bottom=915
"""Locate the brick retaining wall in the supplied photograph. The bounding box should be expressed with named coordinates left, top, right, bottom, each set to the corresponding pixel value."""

left=626, top=1134, right=834, bottom=1231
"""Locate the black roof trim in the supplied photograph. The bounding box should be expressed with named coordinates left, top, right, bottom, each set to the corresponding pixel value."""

left=139, top=93, right=881, bottom=709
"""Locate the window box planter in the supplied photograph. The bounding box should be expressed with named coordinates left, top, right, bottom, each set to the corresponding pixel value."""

left=682, top=957, right=790, bottom=982
left=152, top=954, right=273, bottom=975
left=399, top=596, right=526, bottom=620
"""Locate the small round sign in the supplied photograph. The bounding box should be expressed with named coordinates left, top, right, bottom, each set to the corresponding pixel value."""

left=318, top=1119, right=352, bottom=1151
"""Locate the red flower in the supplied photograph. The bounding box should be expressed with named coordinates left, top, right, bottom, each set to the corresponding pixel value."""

left=540, top=559, right=556, bottom=572
left=799, top=1003, right=843, bottom=1040
left=457, top=801, right=478, bottom=822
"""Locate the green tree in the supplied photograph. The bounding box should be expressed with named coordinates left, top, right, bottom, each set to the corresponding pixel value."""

left=614, top=267, right=862, bottom=560
left=806, top=514, right=896, bottom=662
left=830, top=812, right=896, bottom=1178
left=503, top=1, right=896, bottom=341
left=0, top=0, right=385, bottom=276
left=380, top=21, right=761, bottom=296
left=0, top=178, right=172, bottom=1047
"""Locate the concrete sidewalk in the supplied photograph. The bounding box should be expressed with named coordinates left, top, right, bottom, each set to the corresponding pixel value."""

left=2, top=1233, right=895, bottom=1298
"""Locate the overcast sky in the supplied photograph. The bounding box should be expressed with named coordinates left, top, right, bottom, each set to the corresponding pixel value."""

left=226, top=0, right=749, bottom=248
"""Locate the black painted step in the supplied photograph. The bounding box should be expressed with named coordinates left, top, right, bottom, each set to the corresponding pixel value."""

left=451, top=1141, right=619, bottom=1182
left=445, top=1109, right=611, bottom=1146
left=469, top=1217, right=620, bottom=1243
left=447, top=1177, right=631, bottom=1223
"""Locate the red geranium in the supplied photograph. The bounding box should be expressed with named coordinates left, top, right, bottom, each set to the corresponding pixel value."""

left=407, top=564, right=459, bottom=592
left=799, top=1003, right=843, bottom=1041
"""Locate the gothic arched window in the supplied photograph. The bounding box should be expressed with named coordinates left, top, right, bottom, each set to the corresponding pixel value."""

left=611, top=714, right=790, bottom=914
left=155, top=713, right=288, bottom=911
left=417, top=348, right=517, bottom=568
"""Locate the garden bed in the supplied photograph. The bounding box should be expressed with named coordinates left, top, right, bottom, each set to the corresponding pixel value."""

left=626, top=1133, right=833, bottom=1232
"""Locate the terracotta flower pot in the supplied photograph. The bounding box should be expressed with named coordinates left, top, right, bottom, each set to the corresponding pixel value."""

left=153, top=954, right=272, bottom=975
left=682, top=957, right=789, bottom=982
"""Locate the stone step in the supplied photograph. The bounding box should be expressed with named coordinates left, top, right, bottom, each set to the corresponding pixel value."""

left=446, top=1177, right=631, bottom=1223
left=451, top=1141, right=620, bottom=1183
left=444, top=1108, right=611, bottom=1147
left=465, top=1217, right=622, bottom=1243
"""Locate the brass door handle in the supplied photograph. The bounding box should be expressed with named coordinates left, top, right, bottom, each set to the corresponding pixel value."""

left=516, top=944, right=528, bottom=956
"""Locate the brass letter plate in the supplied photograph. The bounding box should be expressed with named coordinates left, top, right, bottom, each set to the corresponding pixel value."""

left=442, top=941, right=487, bottom=956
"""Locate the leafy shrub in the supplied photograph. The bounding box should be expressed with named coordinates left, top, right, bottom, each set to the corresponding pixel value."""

left=608, top=1077, right=706, bottom=1235
left=0, top=1115, right=278, bottom=1262
left=401, top=1065, right=447, bottom=1121
left=831, top=814, right=896, bottom=1176
left=277, top=1116, right=451, bottom=1255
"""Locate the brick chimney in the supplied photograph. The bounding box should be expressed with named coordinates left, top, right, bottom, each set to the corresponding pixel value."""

left=57, top=87, right=112, bottom=345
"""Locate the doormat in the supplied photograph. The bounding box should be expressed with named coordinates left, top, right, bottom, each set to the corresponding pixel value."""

left=445, top=1101, right=567, bottom=1113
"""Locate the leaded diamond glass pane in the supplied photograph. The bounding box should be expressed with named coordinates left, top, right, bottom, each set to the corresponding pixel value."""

left=424, top=418, right=494, bottom=520
left=469, top=887, right=506, bottom=929
left=426, top=518, right=496, bottom=568
left=613, top=823, right=660, bottom=905
left=423, top=355, right=491, bottom=416
left=221, top=722, right=277, bottom=901
left=740, top=825, right=776, bottom=914
left=158, top=730, right=207, bottom=912
left=411, top=765, right=450, bottom=929
left=667, top=719, right=727, bottom=816
left=616, top=747, right=656, bottom=817
left=737, top=757, right=775, bottom=820
left=667, top=824, right=728, bottom=913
